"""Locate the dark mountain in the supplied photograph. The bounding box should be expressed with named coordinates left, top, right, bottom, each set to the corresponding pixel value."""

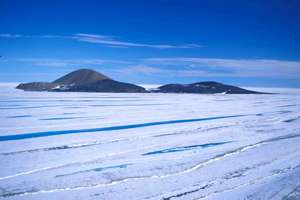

left=16, top=82, right=59, bottom=91
left=154, top=81, right=266, bottom=94
left=16, top=69, right=266, bottom=94
left=53, top=69, right=109, bottom=85
left=59, top=79, right=146, bottom=93
left=16, top=69, right=146, bottom=93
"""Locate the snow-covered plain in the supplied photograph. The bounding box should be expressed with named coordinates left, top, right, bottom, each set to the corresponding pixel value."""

left=0, top=83, right=300, bottom=200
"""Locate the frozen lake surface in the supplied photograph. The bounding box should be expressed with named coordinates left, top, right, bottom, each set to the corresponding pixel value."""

left=0, top=83, right=300, bottom=200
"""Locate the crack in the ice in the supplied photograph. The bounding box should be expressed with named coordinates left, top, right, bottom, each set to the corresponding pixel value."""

left=282, top=185, right=300, bottom=200
left=283, top=116, right=300, bottom=123
left=2, top=124, right=234, bottom=156
left=195, top=164, right=300, bottom=199
left=152, top=158, right=278, bottom=200
left=161, top=184, right=213, bottom=200
left=2, top=133, right=300, bottom=198
left=142, top=142, right=232, bottom=156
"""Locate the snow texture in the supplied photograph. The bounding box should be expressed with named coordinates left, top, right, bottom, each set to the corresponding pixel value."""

left=0, top=83, right=300, bottom=200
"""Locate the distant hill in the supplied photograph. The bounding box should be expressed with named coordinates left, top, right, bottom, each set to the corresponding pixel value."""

left=53, top=69, right=109, bottom=85
left=16, top=69, right=267, bottom=94
left=16, top=82, right=59, bottom=91
left=154, top=81, right=265, bottom=94
left=16, top=69, right=146, bottom=93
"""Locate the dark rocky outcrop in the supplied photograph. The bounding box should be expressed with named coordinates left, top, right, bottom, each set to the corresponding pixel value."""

left=16, top=82, right=59, bottom=91
left=16, top=69, right=266, bottom=94
left=154, top=81, right=266, bottom=94
left=53, top=79, right=146, bottom=93
left=53, top=69, right=109, bottom=85
left=16, top=69, right=146, bottom=93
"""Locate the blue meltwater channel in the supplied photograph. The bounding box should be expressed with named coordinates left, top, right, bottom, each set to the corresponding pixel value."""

left=0, top=114, right=246, bottom=142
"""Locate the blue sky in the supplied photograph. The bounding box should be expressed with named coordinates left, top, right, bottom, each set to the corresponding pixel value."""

left=0, top=0, right=300, bottom=87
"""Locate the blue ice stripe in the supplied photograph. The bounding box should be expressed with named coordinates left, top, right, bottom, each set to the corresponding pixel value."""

left=0, top=114, right=245, bottom=142
left=142, top=141, right=232, bottom=155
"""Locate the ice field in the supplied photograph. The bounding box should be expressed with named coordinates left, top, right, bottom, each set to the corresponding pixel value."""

left=0, top=83, right=300, bottom=200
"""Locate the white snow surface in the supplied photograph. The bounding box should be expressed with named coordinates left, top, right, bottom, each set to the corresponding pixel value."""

left=0, top=83, right=300, bottom=200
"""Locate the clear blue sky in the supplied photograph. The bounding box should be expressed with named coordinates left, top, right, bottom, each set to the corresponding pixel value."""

left=1, top=0, right=300, bottom=87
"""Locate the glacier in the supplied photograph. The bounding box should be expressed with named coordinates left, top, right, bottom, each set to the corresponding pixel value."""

left=0, top=83, right=300, bottom=200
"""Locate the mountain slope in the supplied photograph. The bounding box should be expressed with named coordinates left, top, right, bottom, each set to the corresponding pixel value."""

left=16, top=69, right=146, bottom=93
left=59, top=79, right=146, bottom=93
left=16, top=69, right=266, bottom=94
left=16, top=82, right=58, bottom=91
left=53, top=69, right=109, bottom=85
left=155, top=81, right=266, bottom=94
